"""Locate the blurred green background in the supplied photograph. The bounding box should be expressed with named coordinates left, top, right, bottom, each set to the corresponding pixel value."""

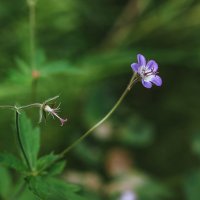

left=0, top=0, right=200, bottom=199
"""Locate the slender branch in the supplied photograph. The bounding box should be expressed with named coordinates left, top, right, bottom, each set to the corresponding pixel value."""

left=0, top=105, right=15, bottom=109
left=18, top=103, right=41, bottom=110
left=60, top=73, right=138, bottom=157
left=28, top=1, right=36, bottom=70
left=27, top=0, right=38, bottom=100
left=15, top=112, right=32, bottom=171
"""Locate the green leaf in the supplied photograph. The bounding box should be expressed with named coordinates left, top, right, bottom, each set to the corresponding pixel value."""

left=18, top=186, right=40, bottom=200
left=19, top=113, right=40, bottom=170
left=0, top=166, right=12, bottom=199
left=48, top=160, right=66, bottom=176
left=28, top=176, right=86, bottom=200
left=37, top=153, right=60, bottom=171
left=0, top=152, right=26, bottom=172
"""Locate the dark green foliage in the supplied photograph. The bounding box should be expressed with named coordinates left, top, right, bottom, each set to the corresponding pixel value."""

left=0, top=152, right=27, bottom=172
left=28, top=176, right=85, bottom=200
left=0, top=166, right=12, bottom=199
left=0, top=114, right=85, bottom=199
left=37, top=153, right=60, bottom=172
left=19, top=113, right=40, bottom=170
left=47, top=161, right=66, bottom=176
left=37, top=153, right=66, bottom=175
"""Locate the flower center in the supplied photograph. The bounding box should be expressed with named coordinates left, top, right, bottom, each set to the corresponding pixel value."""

left=140, top=66, right=157, bottom=79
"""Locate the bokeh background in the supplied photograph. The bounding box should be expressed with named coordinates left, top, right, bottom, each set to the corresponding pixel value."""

left=0, top=0, right=200, bottom=199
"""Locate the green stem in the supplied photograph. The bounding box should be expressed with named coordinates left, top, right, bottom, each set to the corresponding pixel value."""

left=29, top=1, right=36, bottom=70
left=15, top=112, right=32, bottom=171
left=18, top=103, right=41, bottom=110
left=60, top=73, right=138, bottom=157
left=0, top=105, right=15, bottom=109
left=0, top=103, right=41, bottom=111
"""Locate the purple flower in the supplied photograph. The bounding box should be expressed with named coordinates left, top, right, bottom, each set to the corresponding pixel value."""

left=131, top=54, right=162, bottom=88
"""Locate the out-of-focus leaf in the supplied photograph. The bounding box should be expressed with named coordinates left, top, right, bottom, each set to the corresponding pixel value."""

left=9, top=58, right=32, bottom=84
left=35, top=49, right=46, bottom=67
left=0, top=152, right=26, bottom=172
left=40, top=61, right=83, bottom=77
left=0, top=166, right=12, bottom=199
left=19, top=113, right=40, bottom=170
left=28, top=176, right=86, bottom=200
left=184, top=170, right=200, bottom=200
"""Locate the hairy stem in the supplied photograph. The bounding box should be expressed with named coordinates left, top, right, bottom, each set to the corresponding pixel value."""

left=15, top=112, right=32, bottom=171
left=60, top=73, right=137, bottom=157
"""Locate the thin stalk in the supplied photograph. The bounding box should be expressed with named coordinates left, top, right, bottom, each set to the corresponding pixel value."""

left=18, top=103, right=41, bottom=110
left=0, top=103, right=41, bottom=111
left=28, top=0, right=38, bottom=100
left=15, top=112, right=32, bottom=171
left=0, top=105, right=15, bottom=109
left=29, top=1, right=36, bottom=70
left=60, top=73, right=138, bottom=157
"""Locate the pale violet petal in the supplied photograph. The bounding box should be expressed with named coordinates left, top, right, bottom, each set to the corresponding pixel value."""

left=151, top=75, right=162, bottom=86
left=131, top=63, right=139, bottom=72
left=137, top=54, right=146, bottom=66
left=142, top=79, right=152, bottom=88
left=144, top=74, right=154, bottom=82
left=146, top=60, right=158, bottom=72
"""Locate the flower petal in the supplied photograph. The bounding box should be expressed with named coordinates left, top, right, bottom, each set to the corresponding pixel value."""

left=146, top=60, right=158, bottom=72
left=131, top=63, right=139, bottom=72
left=142, top=79, right=152, bottom=88
left=151, top=75, right=162, bottom=86
left=137, top=54, right=146, bottom=66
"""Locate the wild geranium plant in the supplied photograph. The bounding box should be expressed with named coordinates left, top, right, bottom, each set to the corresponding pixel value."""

left=0, top=54, right=162, bottom=199
left=0, top=1, right=162, bottom=199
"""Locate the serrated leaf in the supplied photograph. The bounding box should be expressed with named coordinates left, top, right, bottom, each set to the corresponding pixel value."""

left=0, top=166, right=12, bottom=199
left=48, top=160, right=66, bottom=176
left=19, top=113, right=40, bottom=170
left=18, top=186, right=40, bottom=200
left=28, top=176, right=86, bottom=200
left=37, top=153, right=60, bottom=171
left=0, top=152, right=26, bottom=172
